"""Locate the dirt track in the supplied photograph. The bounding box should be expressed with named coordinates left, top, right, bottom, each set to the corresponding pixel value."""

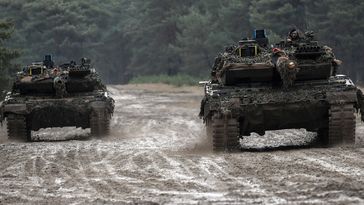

left=0, top=84, right=363, bottom=204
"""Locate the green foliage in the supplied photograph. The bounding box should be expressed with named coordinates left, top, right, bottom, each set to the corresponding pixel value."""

left=250, top=0, right=364, bottom=82
left=250, top=0, right=307, bottom=35
left=123, top=0, right=193, bottom=77
left=0, top=0, right=363, bottom=84
left=0, top=20, right=20, bottom=96
left=304, top=0, right=364, bottom=81
left=129, top=74, right=200, bottom=86
left=174, top=0, right=252, bottom=76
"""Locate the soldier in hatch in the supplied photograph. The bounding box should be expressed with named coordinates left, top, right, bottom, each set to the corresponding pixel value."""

left=286, top=29, right=304, bottom=46
left=287, top=29, right=299, bottom=41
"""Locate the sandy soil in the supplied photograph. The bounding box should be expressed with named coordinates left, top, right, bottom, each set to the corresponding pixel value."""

left=0, top=84, right=363, bottom=204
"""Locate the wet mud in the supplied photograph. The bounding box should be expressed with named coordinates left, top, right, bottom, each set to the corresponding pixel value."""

left=0, top=84, right=363, bottom=204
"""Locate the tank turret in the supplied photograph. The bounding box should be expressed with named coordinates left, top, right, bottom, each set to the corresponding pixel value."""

left=0, top=56, right=114, bottom=141
left=211, top=30, right=273, bottom=86
left=13, top=57, right=104, bottom=95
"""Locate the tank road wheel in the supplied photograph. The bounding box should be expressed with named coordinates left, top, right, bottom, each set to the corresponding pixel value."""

left=7, top=114, right=31, bottom=142
left=208, top=114, right=240, bottom=152
left=90, top=110, right=111, bottom=137
left=325, top=104, right=356, bottom=146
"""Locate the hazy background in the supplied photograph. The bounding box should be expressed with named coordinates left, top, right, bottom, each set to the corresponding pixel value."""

left=0, top=0, right=363, bottom=84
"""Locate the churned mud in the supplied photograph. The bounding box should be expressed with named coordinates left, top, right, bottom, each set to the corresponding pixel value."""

left=0, top=83, right=363, bottom=204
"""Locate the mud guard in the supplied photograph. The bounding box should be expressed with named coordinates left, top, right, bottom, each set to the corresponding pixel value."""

left=357, top=89, right=364, bottom=121
left=2, top=103, right=28, bottom=119
left=0, top=103, right=3, bottom=123
left=90, top=101, right=112, bottom=114
left=199, top=97, right=207, bottom=119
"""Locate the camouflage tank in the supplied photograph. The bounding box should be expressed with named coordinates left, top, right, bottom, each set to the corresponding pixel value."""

left=200, top=29, right=364, bottom=152
left=0, top=55, right=114, bottom=141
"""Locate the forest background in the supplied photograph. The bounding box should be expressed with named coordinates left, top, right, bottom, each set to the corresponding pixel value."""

left=0, top=0, right=363, bottom=87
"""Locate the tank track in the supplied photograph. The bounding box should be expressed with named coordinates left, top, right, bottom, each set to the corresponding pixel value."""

left=7, top=114, right=31, bottom=141
left=327, top=104, right=356, bottom=145
left=90, top=111, right=111, bottom=137
left=207, top=113, right=240, bottom=152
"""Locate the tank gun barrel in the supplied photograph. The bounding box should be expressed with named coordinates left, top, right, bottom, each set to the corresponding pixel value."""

left=272, top=49, right=300, bottom=88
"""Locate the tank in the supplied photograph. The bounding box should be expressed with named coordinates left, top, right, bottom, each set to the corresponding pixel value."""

left=0, top=56, right=114, bottom=141
left=199, top=29, right=364, bottom=152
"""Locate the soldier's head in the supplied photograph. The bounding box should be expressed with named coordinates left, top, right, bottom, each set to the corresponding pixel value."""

left=81, top=58, right=91, bottom=68
left=323, top=45, right=332, bottom=53
left=289, top=29, right=299, bottom=40
left=305, top=31, right=315, bottom=39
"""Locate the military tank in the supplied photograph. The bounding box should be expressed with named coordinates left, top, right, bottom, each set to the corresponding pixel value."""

left=200, top=29, right=364, bottom=152
left=0, top=55, right=114, bottom=141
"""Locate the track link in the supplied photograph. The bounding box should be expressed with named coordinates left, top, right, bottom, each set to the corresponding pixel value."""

left=90, top=110, right=111, bottom=137
left=327, top=104, right=356, bottom=146
left=207, top=114, right=240, bottom=152
left=7, top=114, right=31, bottom=141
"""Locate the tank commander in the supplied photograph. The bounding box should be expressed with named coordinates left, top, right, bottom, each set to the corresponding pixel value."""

left=287, top=29, right=300, bottom=41
left=81, top=58, right=91, bottom=69
left=304, top=31, right=315, bottom=41
left=286, top=29, right=304, bottom=46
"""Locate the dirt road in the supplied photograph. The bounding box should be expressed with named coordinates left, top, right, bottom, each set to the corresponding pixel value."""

left=0, top=84, right=363, bottom=204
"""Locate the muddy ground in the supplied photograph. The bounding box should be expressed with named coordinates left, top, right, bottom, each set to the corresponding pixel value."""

left=0, top=84, right=363, bottom=204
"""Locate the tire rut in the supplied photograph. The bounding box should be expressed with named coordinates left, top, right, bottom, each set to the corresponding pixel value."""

left=0, top=84, right=363, bottom=204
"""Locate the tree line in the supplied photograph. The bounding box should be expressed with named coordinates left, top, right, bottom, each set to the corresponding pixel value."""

left=0, top=0, right=363, bottom=84
left=0, top=21, right=19, bottom=97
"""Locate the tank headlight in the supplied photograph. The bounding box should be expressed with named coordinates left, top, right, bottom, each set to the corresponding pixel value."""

left=288, top=61, right=296, bottom=69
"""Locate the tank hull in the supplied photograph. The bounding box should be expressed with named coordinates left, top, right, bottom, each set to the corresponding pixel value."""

left=1, top=91, right=114, bottom=139
left=238, top=102, right=328, bottom=135
left=200, top=75, right=361, bottom=151
left=25, top=99, right=95, bottom=131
